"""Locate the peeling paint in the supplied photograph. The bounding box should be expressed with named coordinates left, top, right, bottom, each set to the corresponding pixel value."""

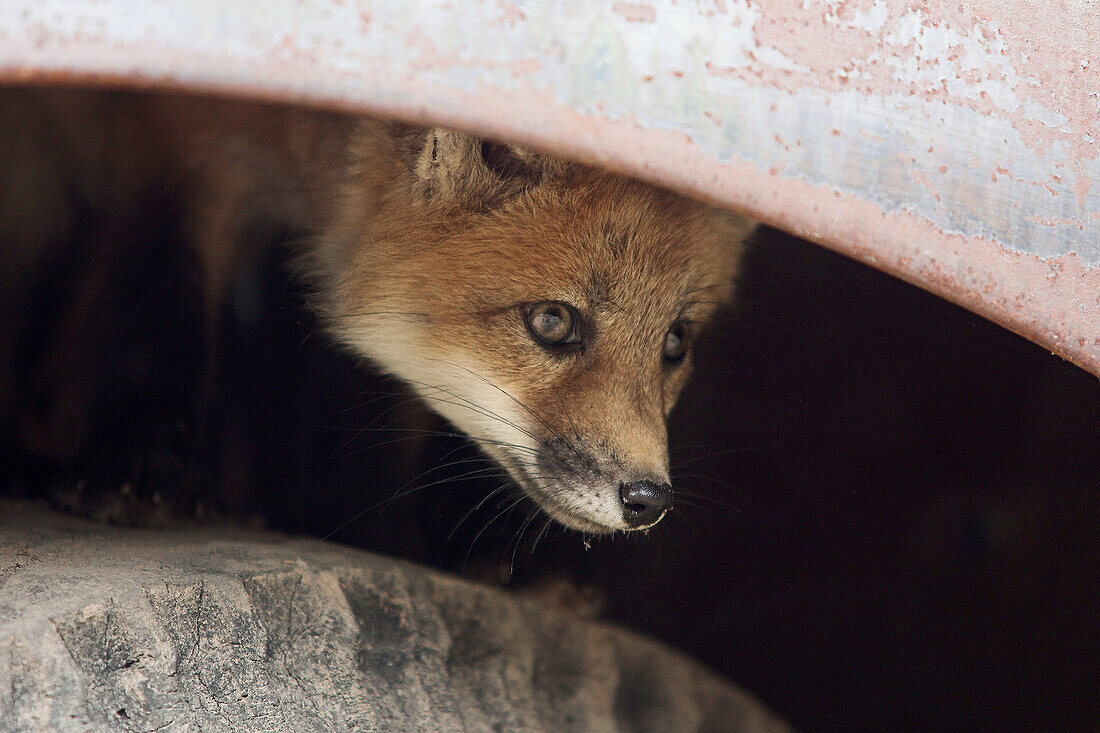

left=0, top=0, right=1096, bottom=373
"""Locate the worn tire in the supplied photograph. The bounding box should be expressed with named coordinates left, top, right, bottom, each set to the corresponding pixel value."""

left=0, top=500, right=787, bottom=732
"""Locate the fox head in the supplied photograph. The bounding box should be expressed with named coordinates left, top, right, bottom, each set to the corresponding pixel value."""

left=315, top=123, right=753, bottom=534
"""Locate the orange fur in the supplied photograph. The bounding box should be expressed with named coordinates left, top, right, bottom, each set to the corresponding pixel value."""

left=0, top=87, right=754, bottom=532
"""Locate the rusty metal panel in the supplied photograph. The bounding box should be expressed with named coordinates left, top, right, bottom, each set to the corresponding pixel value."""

left=1, top=1, right=1097, bottom=374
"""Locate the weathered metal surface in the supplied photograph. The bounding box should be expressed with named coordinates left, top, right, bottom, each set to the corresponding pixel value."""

left=1, top=1, right=1097, bottom=374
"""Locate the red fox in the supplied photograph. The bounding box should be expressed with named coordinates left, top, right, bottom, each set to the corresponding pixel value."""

left=0, top=87, right=754, bottom=534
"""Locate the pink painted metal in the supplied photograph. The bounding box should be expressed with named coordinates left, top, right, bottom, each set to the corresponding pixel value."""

left=1, top=1, right=1097, bottom=374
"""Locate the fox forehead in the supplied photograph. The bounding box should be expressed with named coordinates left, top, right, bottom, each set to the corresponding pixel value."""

left=407, top=173, right=735, bottom=320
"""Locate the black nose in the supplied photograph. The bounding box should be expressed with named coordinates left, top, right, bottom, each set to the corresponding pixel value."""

left=619, top=480, right=673, bottom=528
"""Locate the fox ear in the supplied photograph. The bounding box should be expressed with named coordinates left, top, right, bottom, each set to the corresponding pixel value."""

left=405, top=128, right=544, bottom=209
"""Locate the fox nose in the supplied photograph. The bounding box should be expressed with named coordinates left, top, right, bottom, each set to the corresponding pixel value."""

left=619, top=480, right=673, bottom=528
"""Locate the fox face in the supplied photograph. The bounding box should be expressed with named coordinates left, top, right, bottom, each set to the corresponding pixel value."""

left=317, top=126, right=753, bottom=534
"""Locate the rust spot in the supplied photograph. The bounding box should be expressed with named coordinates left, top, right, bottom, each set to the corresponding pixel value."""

left=612, top=2, right=657, bottom=23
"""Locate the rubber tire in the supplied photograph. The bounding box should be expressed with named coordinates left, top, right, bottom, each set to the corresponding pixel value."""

left=0, top=500, right=788, bottom=732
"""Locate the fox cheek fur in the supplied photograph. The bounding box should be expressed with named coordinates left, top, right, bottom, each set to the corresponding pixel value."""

left=315, top=124, right=754, bottom=534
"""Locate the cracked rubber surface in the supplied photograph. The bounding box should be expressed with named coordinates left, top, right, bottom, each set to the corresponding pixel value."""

left=0, top=501, right=789, bottom=732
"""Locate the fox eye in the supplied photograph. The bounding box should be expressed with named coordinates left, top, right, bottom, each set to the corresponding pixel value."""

left=526, top=301, right=580, bottom=346
left=663, top=323, right=690, bottom=362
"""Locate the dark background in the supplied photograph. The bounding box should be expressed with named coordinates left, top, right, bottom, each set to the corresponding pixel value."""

left=5, top=221, right=1098, bottom=731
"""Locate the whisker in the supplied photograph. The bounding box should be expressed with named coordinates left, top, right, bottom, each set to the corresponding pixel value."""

left=464, top=492, right=530, bottom=571
left=312, top=385, right=415, bottom=422
left=674, top=496, right=741, bottom=514
left=337, top=427, right=541, bottom=461
left=529, top=516, right=555, bottom=555
left=669, top=472, right=744, bottom=500
left=509, top=506, right=543, bottom=575
left=401, top=378, right=548, bottom=448
left=670, top=441, right=784, bottom=464
left=447, top=481, right=515, bottom=543
left=321, top=460, right=510, bottom=540
left=421, top=359, right=582, bottom=459
left=671, top=489, right=743, bottom=513
left=329, top=391, right=435, bottom=455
